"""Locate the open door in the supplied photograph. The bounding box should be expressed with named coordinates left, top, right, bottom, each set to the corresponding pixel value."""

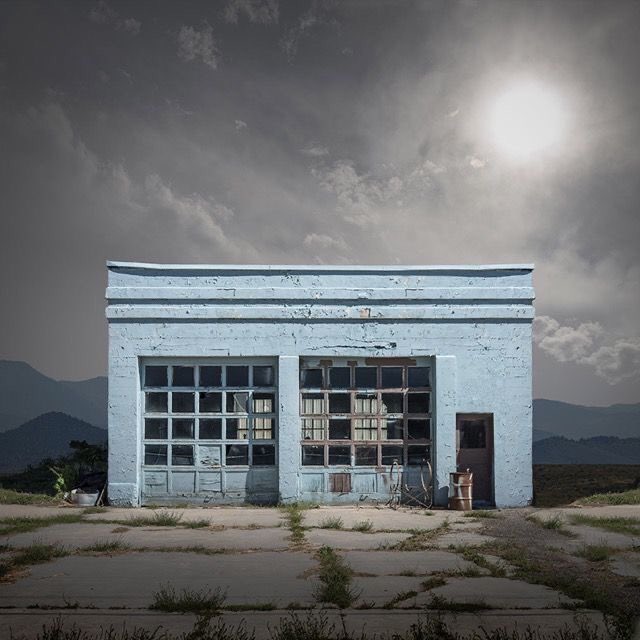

left=456, top=413, right=494, bottom=505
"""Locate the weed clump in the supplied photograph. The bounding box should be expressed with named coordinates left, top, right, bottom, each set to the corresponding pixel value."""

left=314, top=546, right=359, bottom=608
left=150, top=584, right=226, bottom=613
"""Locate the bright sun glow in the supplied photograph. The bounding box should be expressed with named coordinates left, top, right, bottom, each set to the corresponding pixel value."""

left=490, top=81, right=566, bottom=160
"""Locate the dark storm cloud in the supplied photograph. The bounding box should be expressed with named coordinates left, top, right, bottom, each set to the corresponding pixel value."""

left=0, top=0, right=638, bottom=404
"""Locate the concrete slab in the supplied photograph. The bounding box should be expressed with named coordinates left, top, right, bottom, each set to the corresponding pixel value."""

left=610, top=553, right=640, bottom=578
left=352, top=575, right=426, bottom=606
left=0, top=608, right=609, bottom=640
left=305, top=529, right=410, bottom=550
left=3, top=523, right=289, bottom=551
left=432, top=531, right=494, bottom=548
left=83, top=506, right=284, bottom=528
left=343, top=550, right=480, bottom=576
left=420, top=577, right=580, bottom=609
left=0, top=552, right=316, bottom=608
left=303, top=506, right=445, bottom=531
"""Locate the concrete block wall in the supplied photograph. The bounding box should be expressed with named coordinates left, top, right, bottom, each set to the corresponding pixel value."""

left=106, top=263, right=534, bottom=507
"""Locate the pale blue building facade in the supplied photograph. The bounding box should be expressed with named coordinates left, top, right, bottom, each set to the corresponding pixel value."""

left=106, top=262, right=534, bottom=508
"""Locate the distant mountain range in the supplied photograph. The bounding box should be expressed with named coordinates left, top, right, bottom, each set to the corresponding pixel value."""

left=0, top=412, right=107, bottom=473
left=534, top=436, right=640, bottom=465
left=0, top=360, right=106, bottom=431
left=532, top=399, right=640, bottom=441
left=0, top=360, right=637, bottom=471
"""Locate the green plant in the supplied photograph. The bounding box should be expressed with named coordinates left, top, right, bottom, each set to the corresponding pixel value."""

left=574, top=544, right=615, bottom=563
left=280, top=503, right=306, bottom=545
left=426, top=594, right=491, bottom=612
left=82, top=539, right=130, bottom=554
left=127, top=511, right=183, bottom=527
left=184, top=519, right=210, bottom=529
left=569, top=515, right=640, bottom=536
left=352, top=520, right=373, bottom=532
left=463, top=510, right=500, bottom=519
left=12, top=543, right=68, bottom=567
left=314, top=545, right=359, bottom=608
left=318, top=516, right=343, bottom=530
left=576, top=489, right=640, bottom=506
left=0, top=488, right=58, bottom=505
left=0, top=513, right=83, bottom=535
left=421, top=576, right=447, bottom=590
left=150, top=584, right=226, bottom=613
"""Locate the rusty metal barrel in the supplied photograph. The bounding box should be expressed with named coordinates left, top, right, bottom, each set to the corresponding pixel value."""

left=449, top=470, right=473, bottom=511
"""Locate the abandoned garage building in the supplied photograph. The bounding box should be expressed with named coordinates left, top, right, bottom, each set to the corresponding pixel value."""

left=106, top=262, right=534, bottom=508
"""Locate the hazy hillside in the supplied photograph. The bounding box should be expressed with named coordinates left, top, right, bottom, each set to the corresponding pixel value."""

left=0, top=360, right=107, bottom=431
left=0, top=412, right=107, bottom=473
left=533, top=399, right=639, bottom=440
left=533, top=436, right=640, bottom=464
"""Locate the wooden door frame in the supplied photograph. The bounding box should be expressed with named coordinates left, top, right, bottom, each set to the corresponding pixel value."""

left=455, top=413, right=494, bottom=506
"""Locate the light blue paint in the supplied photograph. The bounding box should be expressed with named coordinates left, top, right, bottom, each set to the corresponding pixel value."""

left=106, top=263, right=534, bottom=508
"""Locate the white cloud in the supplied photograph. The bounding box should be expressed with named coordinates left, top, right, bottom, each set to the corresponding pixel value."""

left=224, top=0, right=278, bottom=24
left=302, top=143, right=329, bottom=157
left=88, top=1, right=140, bottom=35
left=235, top=119, right=248, bottom=131
left=303, top=233, right=348, bottom=252
left=177, top=23, right=219, bottom=69
left=467, top=155, right=486, bottom=169
left=534, top=315, right=640, bottom=384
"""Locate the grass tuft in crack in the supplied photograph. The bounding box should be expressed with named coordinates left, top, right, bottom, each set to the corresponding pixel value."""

left=280, top=503, right=306, bottom=545
left=127, top=511, right=183, bottom=527
left=574, top=544, right=615, bottom=563
left=318, top=516, right=343, bottom=530
left=314, top=545, right=359, bottom=608
left=82, top=539, right=130, bottom=554
left=0, top=514, right=84, bottom=536
left=150, top=584, right=226, bottom=613
left=12, top=543, right=69, bottom=567
left=568, top=515, right=640, bottom=537
left=352, top=520, right=373, bottom=532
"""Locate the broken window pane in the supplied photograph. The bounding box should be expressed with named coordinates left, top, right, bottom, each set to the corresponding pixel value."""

left=172, top=366, right=194, bottom=387
left=302, top=445, right=324, bottom=466
left=199, top=392, right=222, bottom=413
left=145, top=444, right=167, bottom=465
left=226, top=365, right=249, bottom=387
left=253, top=393, right=274, bottom=413
left=329, top=367, right=351, bottom=388
left=252, top=444, right=275, bottom=466
left=329, top=418, right=350, bottom=440
left=407, top=445, right=430, bottom=466
left=253, top=365, right=274, bottom=387
left=329, top=393, right=350, bottom=413
left=301, top=393, right=324, bottom=414
left=354, top=418, right=377, bottom=440
left=408, top=367, right=430, bottom=388
left=381, top=367, right=402, bottom=388
left=355, top=446, right=377, bottom=466
left=381, top=393, right=403, bottom=414
left=328, top=446, right=350, bottom=465
left=383, top=418, right=403, bottom=440
left=145, top=392, right=168, bottom=413
left=302, top=418, right=325, bottom=440
left=226, top=444, right=248, bottom=466
left=381, top=445, right=403, bottom=465
left=145, top=418, right=168, bottom=439
left=301, top=368, right=323, bottom=388
left=252, top=417, right=273, bottom=439
left=407, top=393, right=430, bottom=414
left=172, top=445, right=194, bottom=466
left=200, top=366, right=222, bottom=387
left=172, top=392, right=195, bottom=413
left=173, top=419, right=194, bottom=439
left=199, top=419, right=222, bottom=439
left=355, top=367, right=376, bottom=388
left=145, top=366, right=168, bottom=388
left=354, top=393, right=377, bottom=414
left=226, top=391, right=249, bottom=413
left=408, top=419, right=430, bottom=440
left=226, top=418, right=248, bottom=440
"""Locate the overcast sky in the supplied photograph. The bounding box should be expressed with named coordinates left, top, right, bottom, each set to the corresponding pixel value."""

left=1, top=0, right=638, bottom=406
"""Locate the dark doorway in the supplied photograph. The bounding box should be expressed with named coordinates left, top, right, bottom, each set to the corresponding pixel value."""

left=456, top=413, right=494, bottom=505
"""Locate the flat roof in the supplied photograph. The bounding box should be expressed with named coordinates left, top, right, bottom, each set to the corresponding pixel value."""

left=107, top=261, right=534, bottom=272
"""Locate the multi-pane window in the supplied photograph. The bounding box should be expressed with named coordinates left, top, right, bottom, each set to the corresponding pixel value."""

left=143, top=363, right=277, bottom=468
left=300, top=360, right=431, bottom=467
